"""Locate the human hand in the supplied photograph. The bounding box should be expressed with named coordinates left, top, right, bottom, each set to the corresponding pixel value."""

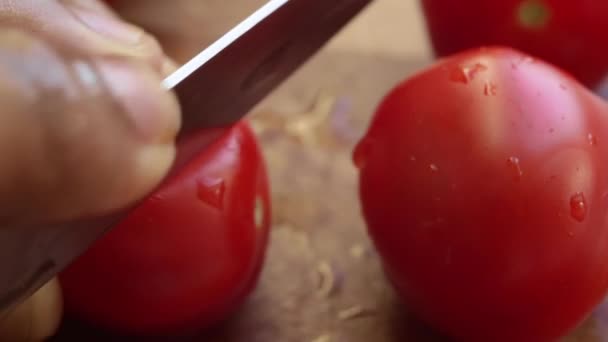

left=0, top=0, right=187, bottom=339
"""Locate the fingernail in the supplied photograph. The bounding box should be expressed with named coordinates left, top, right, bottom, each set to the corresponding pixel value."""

left=67, top=4, right=143, bottom=45
left=96, top=59, right=181, bottom=143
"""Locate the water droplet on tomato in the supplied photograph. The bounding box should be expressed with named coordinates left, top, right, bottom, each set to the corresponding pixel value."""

left=569, top=192, right=587, bottom=222
left=548, top=128, right=555, bottom=133
left=353, top=139, right=372, bottom=169
left=506, top=156, right=523, bottom=181
left=588, top=133, right=598, bottom=146
left=449, top=63, right=487, bottom=84
left=483, top=82, right=497, bottom=96
left=410, top=155, right=417, bottom=162
left=512, top=56, right=536, bottom=69
left=559, top=84, right=568, bottom=91
left=472, top=63, right=488, bottom=73
left=429, top=164, right=439, bottom=172
left=150, top=194, right=165, bottom=201
left=522, top=56, right=535, bottom=64
left=450, top=68, right=468, bottom=84
left=197, top=178, right=226, bottom=210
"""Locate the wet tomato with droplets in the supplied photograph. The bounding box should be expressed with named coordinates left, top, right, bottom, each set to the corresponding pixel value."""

left=420, top=0, right=608, bottom=90
left=59, top=121, right=271, bottom=337
left=355, top=47, right=608, bottom=341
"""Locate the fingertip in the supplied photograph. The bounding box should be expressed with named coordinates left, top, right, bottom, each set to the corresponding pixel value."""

left=31, top=278, right=64, bottom=340
left=130, top=143, right=177, bottom=200
left=96, top=57, right=181, bottom=144
left=161, top=56, right=179, bottom=78
left=0, top=278, right=63, bottom=341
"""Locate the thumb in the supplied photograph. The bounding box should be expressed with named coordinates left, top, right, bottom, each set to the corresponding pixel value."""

left=0, top=25, right=180, bottom=339
left=0, top=27, right=181, bottom=226
left=0, top=25, right=180, bottom=340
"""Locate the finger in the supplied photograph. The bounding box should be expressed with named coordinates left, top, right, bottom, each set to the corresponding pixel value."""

left=0, top=27, right=181, bottom=226
left=0, top=0, right=168, bottom=75
left=107, top=0, right=267, bottom=63
left=0, top=277, right=63, bottom=341
left=161, top=55, right=179, bottom=78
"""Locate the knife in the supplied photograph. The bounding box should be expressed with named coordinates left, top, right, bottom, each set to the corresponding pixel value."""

left=0, top=0, right=373, bottom=311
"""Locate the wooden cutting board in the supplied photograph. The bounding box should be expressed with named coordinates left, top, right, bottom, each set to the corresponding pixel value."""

left=54, top=0, right=608, bottom=340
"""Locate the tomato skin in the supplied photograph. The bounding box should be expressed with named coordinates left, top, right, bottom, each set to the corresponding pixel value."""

left=59, top=121, right=271, bottom=336
left=420, top=0, right=608, bottom=89
left=355, top=46, right=608, bottom=341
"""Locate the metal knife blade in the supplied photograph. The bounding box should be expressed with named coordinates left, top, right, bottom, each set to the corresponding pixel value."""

left=0, top=0, right=373, bottom=312
left=165, top=0, right=373, bottom=136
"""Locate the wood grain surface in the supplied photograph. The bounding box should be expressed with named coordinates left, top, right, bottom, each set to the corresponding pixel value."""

left=53, top=0, right=608, bottom=341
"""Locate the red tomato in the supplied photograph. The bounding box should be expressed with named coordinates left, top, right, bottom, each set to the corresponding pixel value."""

left=354, top=46, right=608, bottom=341
left=420, top=0, right=608, bottom=89
left=59, top=121, right=271, bottom=337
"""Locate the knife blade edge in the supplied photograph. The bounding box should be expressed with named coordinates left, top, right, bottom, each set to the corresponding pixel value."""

left=162, top=0, right=289, bottom=89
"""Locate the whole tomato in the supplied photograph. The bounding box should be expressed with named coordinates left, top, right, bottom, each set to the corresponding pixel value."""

left=355, top=46, right=608, bottom=341
left=419, top=0, right=608, bottom=89
left=59, top=121, right=271, bottom=337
